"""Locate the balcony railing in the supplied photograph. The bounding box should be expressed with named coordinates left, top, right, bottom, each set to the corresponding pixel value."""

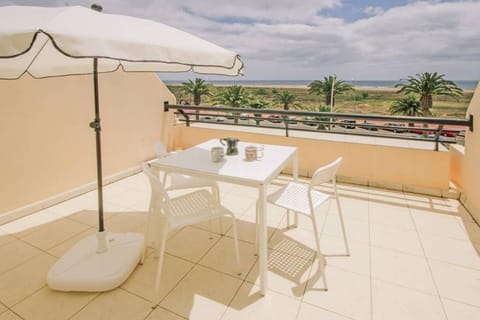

left=164, top=102, right=474, bottom=151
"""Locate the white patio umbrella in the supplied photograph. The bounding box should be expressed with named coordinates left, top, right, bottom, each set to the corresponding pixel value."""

left=0, top=5, right=243, bottom=292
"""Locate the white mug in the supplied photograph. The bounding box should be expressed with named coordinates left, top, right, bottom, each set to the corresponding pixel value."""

left=211, top=146, right=224, bottom=162
left=245, top=145, right=264, bottom=161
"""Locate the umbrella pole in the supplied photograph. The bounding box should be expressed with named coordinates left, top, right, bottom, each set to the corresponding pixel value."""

left=89, top=58, right=106, bottom=251
left=48, top=59, right=145, bottom=288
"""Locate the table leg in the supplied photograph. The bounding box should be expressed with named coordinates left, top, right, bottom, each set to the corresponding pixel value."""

left=258, top=185, right=268, bottom=295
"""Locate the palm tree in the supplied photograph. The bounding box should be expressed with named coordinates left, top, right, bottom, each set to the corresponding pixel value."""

left=249, top=96, right=270, bottom=125
left=389, top=95, right=422, bottom=117
left=394, top=72, right=463, bottom=116
left=181, top=78, right=211, bottom=120
left=308, top=75, right=353, bottom=107
left=214, top=85, right=250, bottom=123
left=306, top=105, right=335, bottom=130
left=390, top=95, right=422, bottom=127
left=273, top=90, right=299, bottom=111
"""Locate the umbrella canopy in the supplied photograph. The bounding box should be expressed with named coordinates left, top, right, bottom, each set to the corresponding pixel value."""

left=0, top=5, right=243, bottom=79
left=0, top=5, right=244, bottom=293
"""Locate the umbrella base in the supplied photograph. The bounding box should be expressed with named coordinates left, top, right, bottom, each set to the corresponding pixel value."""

left=47, top=231, right=144, bottom=292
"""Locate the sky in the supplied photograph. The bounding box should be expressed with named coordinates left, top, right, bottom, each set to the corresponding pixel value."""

left=1, top=0, right=479, bottom=81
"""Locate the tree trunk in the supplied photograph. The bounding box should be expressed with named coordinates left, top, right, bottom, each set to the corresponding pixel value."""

left=420, top=94, right=432, bottom=137
left=325, top=94, right=335, bottom=108
left=420, top=94, right=432, bottom=116
left=254, top=113, right=262, bottom=125
left=194, top=94, right=201, bottom=106
left=194, top=94, right=201, bottom=120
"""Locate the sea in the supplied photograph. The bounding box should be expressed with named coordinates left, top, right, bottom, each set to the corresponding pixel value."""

left=163, top=79, right=478, bottom=90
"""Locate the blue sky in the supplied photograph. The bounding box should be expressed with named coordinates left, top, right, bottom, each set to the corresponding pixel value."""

left=323, top=0, right=410, bottom=21
left=1, top=0, right=479, bottom=81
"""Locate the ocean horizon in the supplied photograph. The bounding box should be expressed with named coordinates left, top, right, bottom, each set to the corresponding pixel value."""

left=163, top=79, right=478, bottom=90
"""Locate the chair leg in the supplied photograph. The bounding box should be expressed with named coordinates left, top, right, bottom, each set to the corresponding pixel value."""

left=335, top=195, right=350, bottom=256
left=144, top=209, right=153, bottom=261
left=208, top=220, right=213, bottom=239
left=153, top=216, right=167, bottom=258
left=152, top=223, right=168, bottom=308
left=230, top=215, right=242, bottom=275
left=310, top=214, right=328, bottom=291
left=254, top=199, right=260, bottom=255
left=286, top=210, right=299, bottom=228
left=213, top=184, right=224, bottom=235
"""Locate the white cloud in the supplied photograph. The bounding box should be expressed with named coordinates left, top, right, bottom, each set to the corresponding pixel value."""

left=1, top=0, right=479, bottom=80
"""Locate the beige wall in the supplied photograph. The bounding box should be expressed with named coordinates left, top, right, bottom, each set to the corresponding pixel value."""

left=460, top=83, right=480, bottom=221
left=173, top=125, right=450, bottom=193
left=450, top=145, right=465, bottom=189
left=0, top=71, right=175, bottom=217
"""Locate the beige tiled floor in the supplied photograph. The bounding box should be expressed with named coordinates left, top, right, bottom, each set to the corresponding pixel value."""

left=0, top=173, right=479, bottom=320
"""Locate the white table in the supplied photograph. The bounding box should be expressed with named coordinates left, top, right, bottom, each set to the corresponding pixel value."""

left=151, top=139, right=298, bottom=295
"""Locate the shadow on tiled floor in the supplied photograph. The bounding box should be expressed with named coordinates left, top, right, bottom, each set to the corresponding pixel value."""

left=0, top=172, right=479, bottom=320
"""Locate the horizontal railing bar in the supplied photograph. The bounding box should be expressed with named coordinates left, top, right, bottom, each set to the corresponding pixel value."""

left=187, top=112, right=464, bottom=134
left=164, top=102, right=473, bottom=129
left=176, top=117, right=458, bottom=143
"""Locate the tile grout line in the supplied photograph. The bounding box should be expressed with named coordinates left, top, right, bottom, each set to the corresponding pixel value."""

left=367, top=187, right=374, bottom=320
left=406, top=195, right=450, bottom=320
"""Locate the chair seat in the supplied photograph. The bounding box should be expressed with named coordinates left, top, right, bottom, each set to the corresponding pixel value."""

left=267, top=182, right=330, bottom=215
left=168, top=173, right=215, bottom=191
left=167, top=189, right=232, bottom=230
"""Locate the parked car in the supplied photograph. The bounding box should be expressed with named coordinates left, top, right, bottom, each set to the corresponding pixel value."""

left=339, top=119, right=356, bottom=129
left=201, top=115, right=214, bottom=121
left=240, top=113, right=249, bottom=120
left=409, top=127, right=429, bottom=135
left=215, top=116, right=225, bottom=122
left=267, top=114, right=283, bottom=123
left=441, top=130, right=457, bottom=137
left=359, top=121, right=378, bottom=131
left=383, top=122, right=407, bottom=133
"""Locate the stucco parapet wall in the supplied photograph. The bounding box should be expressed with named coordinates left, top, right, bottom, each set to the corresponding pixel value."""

left=0, top=70, right=175, bottom=219
left=174, top=124, right=452, bottom=196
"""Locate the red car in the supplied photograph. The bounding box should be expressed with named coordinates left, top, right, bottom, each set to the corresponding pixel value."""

left=441, top=130, right=457, bottom=137
left=267, top=114, right=282, bottom=123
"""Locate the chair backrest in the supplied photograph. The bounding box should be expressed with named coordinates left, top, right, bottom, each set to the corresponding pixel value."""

left=142, top=162, right=170, bottom=215
left=154, top=142, right=168, bottom=159
left=309, top=157, right=343, bottom=188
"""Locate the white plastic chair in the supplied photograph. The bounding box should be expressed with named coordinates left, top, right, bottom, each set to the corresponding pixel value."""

left=266, top=157, right=350, bottom=290
left=154, top=142, right=224, bottom=237
left=142, top=162, right=241, bottom=307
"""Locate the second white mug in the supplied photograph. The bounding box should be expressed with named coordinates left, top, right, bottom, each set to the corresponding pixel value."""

left=245, top=145, right=264, bottom=161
